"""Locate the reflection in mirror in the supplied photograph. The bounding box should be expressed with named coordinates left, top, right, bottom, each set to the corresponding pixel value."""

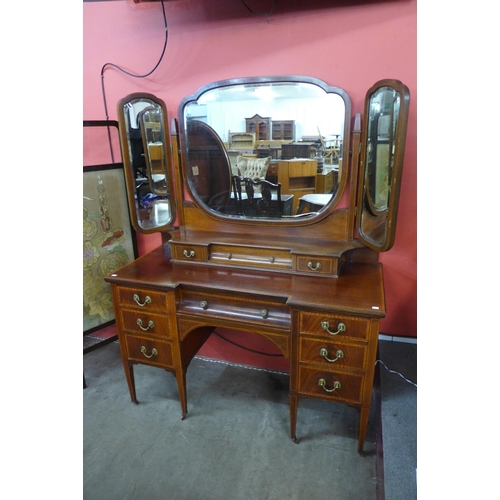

left=181, top=77, right=350, bottom=221
left=118, top=95, right=174, bottom=232
left=365, top=87, right=400, bottom=214
left=186, top=120, right=232, bottom=212
left=139, top=106, right=168, bottom=197
left=358, top=80, right=410, bottom=252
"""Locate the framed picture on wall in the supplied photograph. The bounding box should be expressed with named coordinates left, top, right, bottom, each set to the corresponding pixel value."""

left=83, top=121, right=138, bottom=337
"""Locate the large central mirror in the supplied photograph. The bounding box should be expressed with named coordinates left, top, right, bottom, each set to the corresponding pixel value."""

left=179, top=76, right=351, bottom=222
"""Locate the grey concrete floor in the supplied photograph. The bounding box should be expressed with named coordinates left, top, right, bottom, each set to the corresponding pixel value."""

left=83, top=341, right=382, bottom=500
left=377, top=340, right=417, bottom=500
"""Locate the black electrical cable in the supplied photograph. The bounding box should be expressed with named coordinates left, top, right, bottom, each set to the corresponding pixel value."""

left=240, top=0, right=277, bottom=17
left=214, top=331, right=284, bottom=357
left=99, top=0, right=168, bottom=161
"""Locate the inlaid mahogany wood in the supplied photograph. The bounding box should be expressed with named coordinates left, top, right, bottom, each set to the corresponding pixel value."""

left=106, top=244, right=385, bottom=452
left=109, top=78, right=409, bottom=453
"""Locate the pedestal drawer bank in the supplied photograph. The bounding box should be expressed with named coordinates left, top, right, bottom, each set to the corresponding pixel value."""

left=106, top=245, right=385, bottom=453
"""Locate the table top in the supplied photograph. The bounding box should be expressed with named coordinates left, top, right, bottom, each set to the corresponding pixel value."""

left=105, top=244, right=386, bottom=317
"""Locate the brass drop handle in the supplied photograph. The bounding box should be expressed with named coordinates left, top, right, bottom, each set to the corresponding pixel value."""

left=133, top=294, right=151, bottom=307
left=183, top=249, right=195, bottom=258
left=307, top=261, right=322, bottom=271
left=320, top=348, right=344, bottom=363
left=200, top=300, right=208, bottom=309
left=318, top=379, right=341, bottom=393
left=140, top=346, right=158, bottom=359
left=321, top=321, right=346, bottom=336
left=136, top=318, right=154, bottom=331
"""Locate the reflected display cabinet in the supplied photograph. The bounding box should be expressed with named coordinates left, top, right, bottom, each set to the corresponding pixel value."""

left=105, top=76, right=410, bottom=454
left=272, top=119, right=295, bottom=141
left=245, top=114, right=272, bottom=141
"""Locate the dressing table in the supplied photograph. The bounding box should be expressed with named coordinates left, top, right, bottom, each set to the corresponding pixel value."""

left=106, top=76, right=410, bottom=454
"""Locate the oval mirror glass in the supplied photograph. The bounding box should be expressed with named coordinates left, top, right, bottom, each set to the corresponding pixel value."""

left=117, top=93, right=175, bottom=233
left=179, top=76, right=351, bottom=221
left=358, top=80, right=410, bottom=251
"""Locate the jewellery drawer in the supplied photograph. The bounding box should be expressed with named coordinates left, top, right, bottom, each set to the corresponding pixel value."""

left=178, top=290, right=290, bottom=330
left=171, top=243, right=207, bottom=263
left=117, top=288, right=168, bottom=311
left=298, top=366, right=363, bottom=404
left=295, top=255, right=340, bottom=277
left=120, top=309, right=171, bottom=338
left=299, top=338, right=366, bottom=371
left=299, top=312, right=369, bottom=340
left=209, top=244, right=292, bottom=271
left=125, top=335, right=173, bottom=367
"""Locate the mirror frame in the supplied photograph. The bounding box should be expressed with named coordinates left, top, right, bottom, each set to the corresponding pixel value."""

left=117, top=92, right=176, bottom=234
left=357, top=79, right=410, bottom=252
left=178, top=75, right=352, bottom=226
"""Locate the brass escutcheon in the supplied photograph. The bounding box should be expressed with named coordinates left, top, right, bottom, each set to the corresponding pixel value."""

left=307, top=261, right=322, bottom=271
left=140, top=346, right=158, bottom=359
left=133, top=294, right=152, bottom=307
left=321, top=321, right=346, bottom=335
left=137, top=318, right=154, bottom=331
left=318, top=378, right=341, bottom=393
left=320, top=348, right=344, bottom=363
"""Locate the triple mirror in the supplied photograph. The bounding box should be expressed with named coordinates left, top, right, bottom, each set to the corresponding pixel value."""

left=116, top=76, right=409, bottom=252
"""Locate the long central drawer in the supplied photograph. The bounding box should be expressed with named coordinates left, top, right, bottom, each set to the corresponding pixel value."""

left=177, top=290, right=291, bottom=331
left=209, top=244, right=292, bottom=271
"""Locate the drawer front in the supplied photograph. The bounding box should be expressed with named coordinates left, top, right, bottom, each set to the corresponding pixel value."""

left=117, top=288, right=168, bottom=312
left=210, top=244, right=292, bottom=271
left=299, top=338, right=366, bottom=371
left=300, top=312, right=369, bottom=340
left=267, top=163, right=279, bottom=176
left=288, top=161, right=316, bottom=177
left=125, top=335, right=173, bottom=367
left=171, top=243, right=207, bottom=263
left=298, top=366, right=363, bottom=404
left=178, top=290, right=290, bottom=330
left=121, top=310, right=171, bottom=338
left=295, top=255, right=337, bottom=276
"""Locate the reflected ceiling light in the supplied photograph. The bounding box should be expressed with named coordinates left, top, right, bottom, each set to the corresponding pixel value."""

left=254, top=86, right=275, bottom=101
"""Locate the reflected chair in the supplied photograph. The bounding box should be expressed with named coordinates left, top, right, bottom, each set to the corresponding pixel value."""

left=317, top=128, right=340, bottom=165
left=232, top=175, right=282, bottom=217
left=242, top=177, right=282, bottom=217
left=237, top=155, right=272, bottom=190
left=231, top=174, right=244, bottom=215
left=296, top=193, right=333, bottom=214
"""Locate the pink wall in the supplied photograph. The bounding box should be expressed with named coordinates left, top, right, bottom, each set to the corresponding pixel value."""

left=83, top=0, right=417, bottom=345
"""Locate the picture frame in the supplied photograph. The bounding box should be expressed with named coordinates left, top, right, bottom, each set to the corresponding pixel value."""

left=83, top=121, right=138, bottom=341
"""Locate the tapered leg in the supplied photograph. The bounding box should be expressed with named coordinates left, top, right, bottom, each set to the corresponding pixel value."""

left=124, top=361, right=138, bottom=404
left=176, top=367, right=188, bottom=419
left=358, top=406, right=370, bottom=455
left=290, top=394, right=299, bottom=443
